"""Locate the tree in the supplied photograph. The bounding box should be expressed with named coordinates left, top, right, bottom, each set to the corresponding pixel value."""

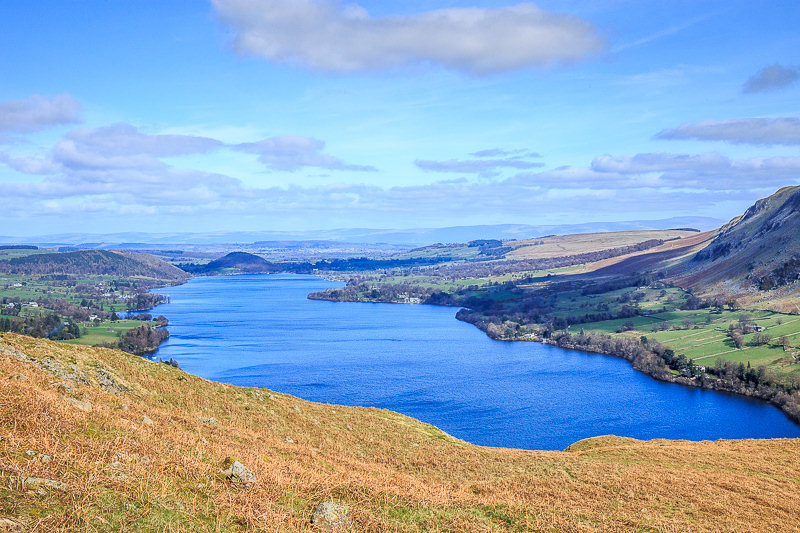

left=729, top=330, right=744, bottom=349
left=738, top=314, right=753, bottom=330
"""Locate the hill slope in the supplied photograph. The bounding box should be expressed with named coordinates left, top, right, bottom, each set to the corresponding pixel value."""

left=671, top=186, right=800, bottom=308
left=2, top=333, right=798, bottom=531
left=0, top=250, right=189, bottom=281
left=183, top=251, right=278, bottom=274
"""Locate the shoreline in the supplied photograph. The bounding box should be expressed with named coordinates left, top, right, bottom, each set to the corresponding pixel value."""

left=455, top=307, right=800, bottom=426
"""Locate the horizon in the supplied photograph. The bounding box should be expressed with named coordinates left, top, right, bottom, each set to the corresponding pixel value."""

left=0, top=215, right=725, bottom=247
left=1, top=1, right=799, bottom=234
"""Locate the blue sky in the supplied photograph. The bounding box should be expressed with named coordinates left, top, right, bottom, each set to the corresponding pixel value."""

left=1, top=0, right=798, bottom=235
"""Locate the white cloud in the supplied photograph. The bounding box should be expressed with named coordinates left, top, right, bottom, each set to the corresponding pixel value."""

left=589, top=151, right=800, bottom=189
left=63, top=123, right=223, bottom=158
left=469, top=148, right=540, bottom=158
left=234, top=135, right=376, bottom=171
left=415, top=157, right=543, bottom=178
left=0, top=94, right=80, bottom=133
left=743, top=64, right=800, bottom=93
left=592, top=152, right=729, bottom=173
left=212, top=0, right=605, bottom=74
left=655, top=118, right=800, bottom=146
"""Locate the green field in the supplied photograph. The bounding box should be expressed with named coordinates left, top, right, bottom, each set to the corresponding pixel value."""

left=578, top=307, right=800, bottom=377
left=61, top=319, right=158, bottom=347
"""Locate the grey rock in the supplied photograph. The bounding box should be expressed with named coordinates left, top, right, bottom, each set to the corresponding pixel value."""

left=39, top=455, right=51, bottom=464
left=284, top=437, right=294, bottom=444
left=198, top=416, right=216, bottom=425
left=0, top=517, right=25, bottom=530
left=310, top=502, right=352, bottom=531
left=25, top=450, right=36, bottom=457
left=142, top=415, right=153, bottom=426
left=292, top=404, right=302, bottom=413
left=96, top=368, right=130, bottom=395
left=21, top=476, right=68, bottom=491
left=221, top=459, right=256, bottom=488
left=63, top=397, right=92, bottom=412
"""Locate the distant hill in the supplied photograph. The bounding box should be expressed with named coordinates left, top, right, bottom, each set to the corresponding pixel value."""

left=0, top=216, right=724, bottom=247
left=182, top=251, right=278, bottom=274
left=0, top=250, right=189, bottom=281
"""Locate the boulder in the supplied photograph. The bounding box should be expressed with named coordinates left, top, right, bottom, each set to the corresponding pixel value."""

left=63, top=397, right=92, bottom=412
left=310, top=502, right=351, bottom=531
left=220, top=457, right=256, bottom=488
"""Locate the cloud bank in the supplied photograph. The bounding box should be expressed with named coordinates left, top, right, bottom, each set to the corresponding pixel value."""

left=416, top=152, right=543, bottom=178
left=655, top=118, right=800, bottom=146
left=0, top=94, right=80, bottom=133
left=743, top=64, right=800, bottom=93
left=234, top=135, right=376, bottom=171
left=212, top=0, right=606, bottom=74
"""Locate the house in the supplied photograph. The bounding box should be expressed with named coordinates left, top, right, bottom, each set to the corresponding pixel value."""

left=753, top=325, right=765, bottom=332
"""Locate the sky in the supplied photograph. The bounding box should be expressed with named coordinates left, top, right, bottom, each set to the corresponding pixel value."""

left=0, top=0, right=798, bottom=236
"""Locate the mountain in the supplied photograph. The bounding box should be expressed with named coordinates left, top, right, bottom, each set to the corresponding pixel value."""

left=186, top=251, right=279, bottom=274
left=3, top=333, right=799, bottom=531
left=0, top=249, right=189, bottom=281
left=670, top=186, right=800, bottom=308
left=0, top=216, right=724, bottom=247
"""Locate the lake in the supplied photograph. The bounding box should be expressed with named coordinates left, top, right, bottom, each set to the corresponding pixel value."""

left=145, top=274, right=800, bottom=450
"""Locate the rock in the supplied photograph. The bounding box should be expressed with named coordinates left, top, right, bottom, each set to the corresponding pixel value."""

left=198, top=416, right=216, bottom=425
left=21, top=476, right=68, bottom=491
left=310, top=502, right=352, bottom=531
left=63, top=397, right=92, bottom=412
left=25, top=450, right=36, bottom=457
left=96, top=368, right=130, bottom=395
left=39, top=455, right=51, bottom=464
left=0, top=344, right=29, bottom=362
left=284, top=437, right=294, bottom=444
left=120, top=404, right=129, bottom=411
left=10, top=374, right=26, bottom=381
left=142, top=416, right=153, bottom=426
left=346, top=425, right=353, bottom=431
left=0, top=517, right=25, bottom=530
left=220, top=457, right=256, bottom=488
left=292, top=405, right=302, bottom=413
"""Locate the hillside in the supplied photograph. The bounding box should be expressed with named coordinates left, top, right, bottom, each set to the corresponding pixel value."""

left=670, top=186, right=800, bottom=309
left=1, top=333, right=799, bottom=532
left=183, top=251, right=278, bottom=275
left=0, top=250, right=189, bottom=282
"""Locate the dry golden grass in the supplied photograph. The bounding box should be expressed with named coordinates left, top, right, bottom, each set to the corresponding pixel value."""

left=507, top=230, right=698, bottom=260
left=1, top=332, right=799, bottom=532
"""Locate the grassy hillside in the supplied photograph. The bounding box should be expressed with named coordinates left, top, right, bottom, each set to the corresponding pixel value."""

left=672, top=185, right=800, bottom=308
left=2, top=333, right=799, bottom=532
left=0, top=250, right=189, bottom=282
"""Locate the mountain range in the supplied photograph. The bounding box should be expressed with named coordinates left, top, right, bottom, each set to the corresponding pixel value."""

left=0, top=216, right=723, bottom=248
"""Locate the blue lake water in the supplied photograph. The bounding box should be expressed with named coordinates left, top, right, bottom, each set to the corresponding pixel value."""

left=145, top=274, right=800, bottom=450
